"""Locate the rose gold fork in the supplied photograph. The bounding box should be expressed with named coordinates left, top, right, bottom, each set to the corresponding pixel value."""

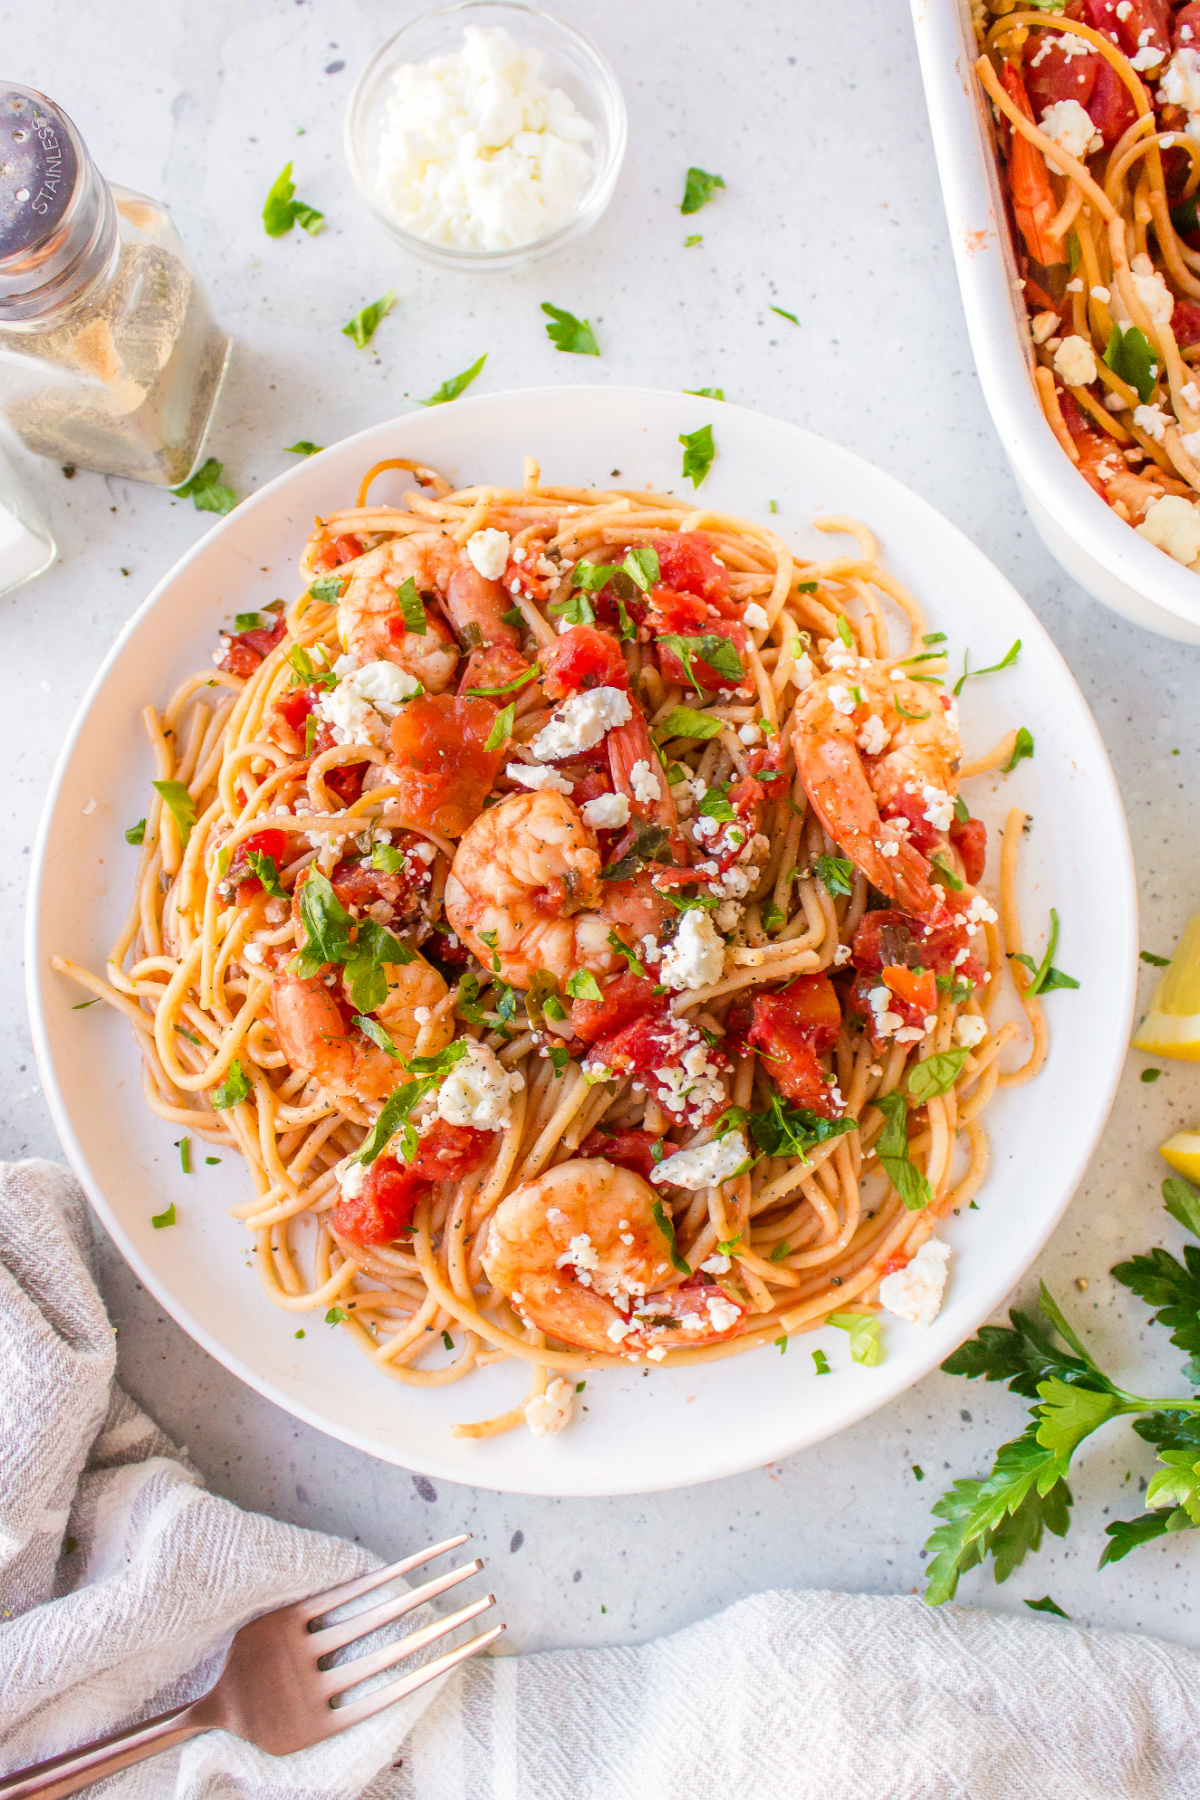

left=0, top=1533, right=500, bottom=1800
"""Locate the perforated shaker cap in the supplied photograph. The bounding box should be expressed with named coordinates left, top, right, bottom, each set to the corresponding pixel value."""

left=0, top=87, right=80, bottom=260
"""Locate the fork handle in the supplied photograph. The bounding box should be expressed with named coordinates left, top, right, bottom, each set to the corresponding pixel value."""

left=0, top=1701, right=212, bottom=1800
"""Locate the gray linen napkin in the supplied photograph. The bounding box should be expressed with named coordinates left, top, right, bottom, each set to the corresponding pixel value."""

left=4, top=1157, right=1200, bottom=1800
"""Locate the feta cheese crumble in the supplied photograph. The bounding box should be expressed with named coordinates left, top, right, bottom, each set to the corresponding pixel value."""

left=529, top=686, right=631, bottom=761
left=651, top=1131, right=748, bottom=1190
left=878, top=1238, right=952, bottom=1328
left=659, top=907, right=725, bottom=992
left=506, top=761, right=574, bottom=794
left=465, top=528, right=511, bottom=580
left=921, top=783, right=955, bottom=832
left=525, top=1376, right=573, bottom=1436
left=436, top=1040, right=523, bottom=1131
left=1053, top=334, right=1097, bottom=388
left=1038, top=99, right=1102, bottom=170
left=1133, top=402, right=1171, bottom=443
left=629, top=759, right=662, bottom=805
left=1136, top=493, right=1200, bottom=564
left=954, top=1013, right=988, bottom=1049
left=742, top=602, right=770, bottom=631
left=580, top=790, right=631, bottom=829
left=1111, top=252, right=1174, bottom=328
left=372, top=26, right=595, bottom=253
left=857, top=714, right=889, bottom=757
left=316, top=660, right=421, bottom=747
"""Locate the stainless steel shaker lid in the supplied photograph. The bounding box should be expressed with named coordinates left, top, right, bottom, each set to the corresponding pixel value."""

left=0, top=86, right=79, bottom=260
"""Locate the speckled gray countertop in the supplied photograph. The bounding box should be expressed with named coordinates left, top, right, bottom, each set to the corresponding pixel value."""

left=3, top=0, right=1200, bottom=1655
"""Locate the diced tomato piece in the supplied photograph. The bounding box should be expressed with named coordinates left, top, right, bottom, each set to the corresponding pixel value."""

left=579, top=1127, right=671, bottom=1181
left=747, top=984, right=842, bottom=1116
left=1025, top=34, right=1098, bottom=117
left=230, top=827, right=287, bottom=901
left=852, top=907, right=983, bottom=988
left=271, top=684, right=318, bottom=742
left=387, top=695, right=507, bottom=837
left=1174, top=300, right=1200, bottom=347
left=573, top=770, right=614, bottom=809
left=570, top=972, right=662, bottom=1044
left=329, top=833, right=429, bottom=920
left=219, top=613, right=287, bottom=678
left=1083, top=0, right=1168, bottom=57
left=458, top=640, right=531, bottom=699
left=878, top=1249, right=912, bottom=1280
left=880, top=788, right=942, bottom=857
left=882, top=964, right=938, bottom=1015
left=324, top=763, right=368, bottom=805
left=626, top=1279, right=748, bottom=1348
left=644, top=584, right=709, bottom=637
left=949, top=815, right=987, bottom=886
left=314, top=534, right=363, bottom=573
left=331, top=1156, right=428, bottom=1245
left=543, top=624, right=629, bottom=699
left=651, top=533, right=735, bottom=616
left=1085, top=54, right=1143, bottom=148
left=1176, top=2, right=1200, bottom=48
left=655, top=610, right=750, bottom=694
left=410, top=1119, right=496, bottom=1183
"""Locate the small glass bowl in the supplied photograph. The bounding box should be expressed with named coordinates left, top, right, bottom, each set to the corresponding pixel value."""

left=344, top=1, right=627, bottom=274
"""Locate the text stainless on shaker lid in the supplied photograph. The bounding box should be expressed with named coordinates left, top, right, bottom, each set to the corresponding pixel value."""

left=0, top=87, right=79, bottom=259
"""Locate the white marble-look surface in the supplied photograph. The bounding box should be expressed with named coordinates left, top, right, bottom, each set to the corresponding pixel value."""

left=3, top=0, right=1200, bottom=1656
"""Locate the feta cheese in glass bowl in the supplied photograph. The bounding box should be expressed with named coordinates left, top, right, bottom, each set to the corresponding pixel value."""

left=344, top=1, right=626, bottom=272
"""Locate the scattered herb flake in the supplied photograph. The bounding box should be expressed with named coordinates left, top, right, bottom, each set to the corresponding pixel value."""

left=541, top=302, right=599, bottom=356
left=171, top=457, right=236, bottom=515
left=421, top=352, right=487, bottom=406
left=342, top=291, right=396, bottom=350
left=678, top=423, right=716, bottom=489
left=151, top=1202, right=176, bottom=1229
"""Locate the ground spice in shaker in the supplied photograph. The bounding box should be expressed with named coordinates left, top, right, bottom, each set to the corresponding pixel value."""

left=0, top=86, right=229, bottom=486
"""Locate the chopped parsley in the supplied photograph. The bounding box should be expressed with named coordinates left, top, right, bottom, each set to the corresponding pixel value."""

left=607, top=931, right=647, bottom=978
left=354, top=1013, right=400, bottom=1058
left=1010, top=907, right=1079, bottom=995
left=177, top=1138, right=191, bottom=1175
left=372, top=842, right=406, bottom=874
left=396, top=577, right=427, bottom=634
left=684, top=386, right=724, bottom=400
left=907, top=1049, right=970, bottom=1103
left=421, top=352, right=487, bottom=406
left=151, top=1202, right=176, bottom=1229
left=211, top=1060, right=252, bottom=1109
left=125, top=819, right=146, bottom=846
left=485, top=702, right=514, bottom=751
left=684, top=234, right=703, bottom=247
left=325, top=1307, right=349, bottom=1326
left=660, top=631, right=742, bottom=689
left=466, top=662, right=541, bottom=698
left=829, top=1312, right=883, bottom=1366
left=813, top=854, right=854, bottom=898
left=566, top=969, right=603, bottom=1002
left=678, top=423, right=716, bottom=489
left=342, top=291, right=396, bottom=350
left=1141, top=950, right=1171, bottom=967
left=872, top=1092, right=931, bottom=1211
left=812, top=1348, right=831, bottom=1375
left=770, top=305, right=799, bottom=325
left=245, top=849, right=285, bottom=896
left=748, top=1094, right=858, bottom=1164
left=262, top=162, right=324, bottom=237
left=152, top=781, right=197, bottom=849
left=284, top=440, right=323, bottom=456
left=171, top=457, right=236, bottom=516
left=651, top=1198, right=690, bottom=1275
left=1102, top=321, right=1158, bottom=403
left=291, top=870, right=415, bottom=1011
left=541, top=302, right=599, bottom=356
left=953, top=638, right=1021, bottom=697
left=680, top=167, right=725, bottom=214
left=1002, top=727, right=1034, bottom=773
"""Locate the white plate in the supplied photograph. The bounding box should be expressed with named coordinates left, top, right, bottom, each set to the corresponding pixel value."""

left=27, top=386, right=1137, bottom=1496
left=912, top=0, right=1200, bottom=643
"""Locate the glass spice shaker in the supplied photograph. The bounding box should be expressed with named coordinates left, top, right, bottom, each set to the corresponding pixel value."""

left=0, top=85, right=230, bottom=487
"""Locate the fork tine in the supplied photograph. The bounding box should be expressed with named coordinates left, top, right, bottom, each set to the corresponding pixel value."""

left=327, top=1622, right=505, bottom=1730
left=310, top=1559, right=483, bottom=1655
left=322, top=1593, right=496, bottom=1699
left=294, top=1534, right=472, bottom=1622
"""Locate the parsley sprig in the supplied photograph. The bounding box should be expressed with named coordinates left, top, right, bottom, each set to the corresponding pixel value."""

left=925, top=1178, right=1200, bottom=1603
left=290, top=871, right=415, bottom=1012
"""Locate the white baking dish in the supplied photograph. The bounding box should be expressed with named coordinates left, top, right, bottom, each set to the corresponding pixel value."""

left=911, top=0, right=1200, bottom=642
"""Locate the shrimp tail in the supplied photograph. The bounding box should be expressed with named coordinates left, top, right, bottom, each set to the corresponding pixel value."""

left=797, top=733, right=938, bottom=916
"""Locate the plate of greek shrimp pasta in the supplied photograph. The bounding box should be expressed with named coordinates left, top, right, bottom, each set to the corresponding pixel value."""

left=30, top=388, right=1135, bottom=1494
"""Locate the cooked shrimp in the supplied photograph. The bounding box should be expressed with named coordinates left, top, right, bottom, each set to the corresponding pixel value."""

left=270, top=953, right=451, bottom=1106
left=444, top=790, right=668, bottom=988
left=442, top=558, right=518, bottom=650
left=482, top=1158, right=747, bottom=1357
left=337, top=535, right=461, bottom=691
left=792, top=659, right=961, bottom=915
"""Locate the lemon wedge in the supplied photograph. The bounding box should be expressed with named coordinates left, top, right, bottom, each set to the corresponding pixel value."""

left=1132, top=915, right=1200, bottom=1060
left=1161, top=1132, right=1200, bottom=1182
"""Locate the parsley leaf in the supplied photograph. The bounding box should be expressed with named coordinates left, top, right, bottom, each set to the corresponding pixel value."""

left=680, top=167, right=725, bottom=214
left=549, top=590, right=596, bottom=629
left=342, top=291, right=396, bottom=350
left=873, top=1092, right=932, bottom=1210
left=930, top=853, right=963, bottom=892
left=292, top=871, right=415, bottom=1011
left=152, top=780, right=197, bottom=849
left=288, top=644, right=337, bottom=690
left=485, top=702, right=514, bottom=752
left=678, top=423, right=716, bottom=489
left=655, top=706, right=722, bottom=741
left=244, top=849, right=285, bottom=896
left=906, top=1049, right=970, bottom=1103
left=541, top=302, right=599, bottom=356
left=171, top=457, right=236, bottom=515
left=262, top=162, right=324, bottom=237
left=954, top=638, right=1021, bottom=697
left=125, top=818, right=146, bottom=846
left=1113, top=1235, right=1200, bottom=1379
left=151, top=1202, right=176, bottom=1229
left=284, top=440, right=323, bottom=455
left=1002, top=727, right=1034, bottom=773
left=466, top=662, right=541, bottom=698
left=1102, top=322, right=1158, bottom=404
left=923, top=1426, right=1073, bottom=1604
left=813, top=854, right=854, bottom=898
left=354, top=1012, right=400, bottom=1058
left=566, top=969, right=603, bottom=1002
left=421, top=352, right=487, bottom=406
left=1024, top=1594, right=1069, bottom=1618
left=684, top=386, right=725, bottom=400
left=235, top=611, right=265, bottom=632
left=396, top=577, right=426, bottom=635
left=829, top=1312, right=883, bottom=1365
left=308, top=574, right=344, bottom=606
left=660, top=631, right=742, bottom=689
left=211, top=1060, right=251, bottom=1109
left=607, top=931, right=646, bottom=979
left=1164, top=1175, right=1200, bottom=1240
left=372, top=841, right=406, bottom=875
left=770, top=305, right=799, bottom=325
left=1099, top=1509, right=1179, bottom=1566
left=1141, top=950, right=1171, bottom=966
left=697, top=781, right=735, bottom=823
left=748, top=1093, right=858, bottom=1163
left=651, top=1198, right=691, bottom=1274
left=812, top=1348, right=831, bottom=1375
left=1011, top=908, right=1079, bottom=995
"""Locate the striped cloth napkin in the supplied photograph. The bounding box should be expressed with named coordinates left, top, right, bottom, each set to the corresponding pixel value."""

left=3, top=1157, right=1200, bottom=1800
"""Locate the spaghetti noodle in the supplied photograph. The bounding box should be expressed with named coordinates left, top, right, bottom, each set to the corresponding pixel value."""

left=977, top=1, right=1200, bottom=568
left=55, top=459, right=1044, bottom=1439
